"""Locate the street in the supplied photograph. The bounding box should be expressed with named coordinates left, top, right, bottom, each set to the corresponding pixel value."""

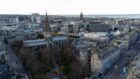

left=104, top=42, right=140, bottom=79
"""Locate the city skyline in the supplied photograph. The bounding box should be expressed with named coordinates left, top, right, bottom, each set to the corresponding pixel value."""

left=0, top=0, right=140, bottom=15
left=0, top=2, right=140, bottom=79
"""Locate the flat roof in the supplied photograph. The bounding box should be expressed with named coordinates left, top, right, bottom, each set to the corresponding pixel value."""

left=84, top=32, right=108, bottom=40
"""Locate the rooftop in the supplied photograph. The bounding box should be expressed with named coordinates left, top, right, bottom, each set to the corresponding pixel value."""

left=23, top=36, right=68, bottom=46
left=126, top=54, right=140, bottom=79
left=131, top=54, right=140, bottom=69
left=94, top=47, right=118, bottom=59
left=83, top=32, right=109, bottom=40
left=92, top=44, right=119, bottom=59
left=0, top=63, right=10, bottom=77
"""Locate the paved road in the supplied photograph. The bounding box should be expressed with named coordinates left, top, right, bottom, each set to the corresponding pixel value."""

left=104, top=43, right=140, bottom=79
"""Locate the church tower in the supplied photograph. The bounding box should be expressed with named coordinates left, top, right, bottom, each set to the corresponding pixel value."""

left=80, top=12, right=84, bottom=21
left=44, top=11, right=51, bottom=47
left=45, top=11, right=50, bottom=32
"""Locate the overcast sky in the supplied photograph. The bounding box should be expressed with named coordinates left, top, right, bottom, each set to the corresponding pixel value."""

left=0, top=0, right=140, bottom=15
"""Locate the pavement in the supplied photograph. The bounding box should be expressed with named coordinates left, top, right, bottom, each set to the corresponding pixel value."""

left=103, top=42, right=140, bottom=79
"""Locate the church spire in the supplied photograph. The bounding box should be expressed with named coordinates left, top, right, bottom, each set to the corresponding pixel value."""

left=44, top=11, right=52, bottom=47
left=80, top=12, right=84, bottom=21
left=45, top=11, right=50, bottom=32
